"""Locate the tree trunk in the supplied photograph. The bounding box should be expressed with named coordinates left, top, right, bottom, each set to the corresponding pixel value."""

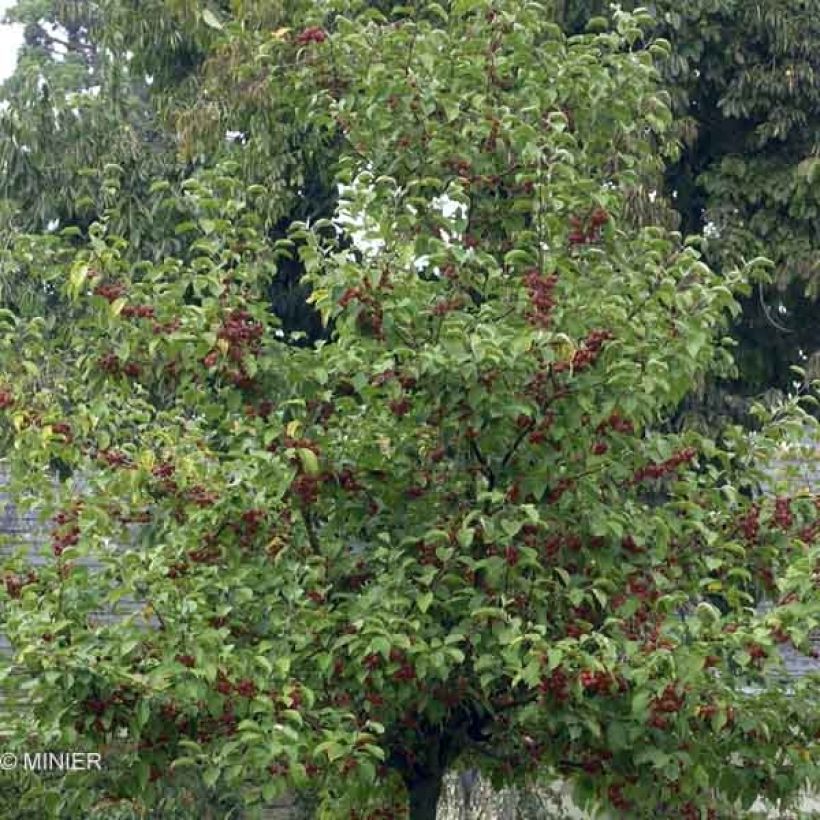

left=408, top=770, right=444, bottom=820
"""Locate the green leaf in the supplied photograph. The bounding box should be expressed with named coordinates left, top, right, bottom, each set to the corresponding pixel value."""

left=298, top=448, right=320, bottom=476
left=203, top=766, right=221, bottom=787
left=417, top=591, right=434, bottom=613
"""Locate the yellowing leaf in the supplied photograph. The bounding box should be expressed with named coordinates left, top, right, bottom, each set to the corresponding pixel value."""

left=69, top=263, right=89, bottom=297
left=551, top=333, right=575, bottom=362
left=266, top=536, right=285, bottom=559
left=202, top=8, right=223, bottom=30
left=272, top=27, right=291, bottom=40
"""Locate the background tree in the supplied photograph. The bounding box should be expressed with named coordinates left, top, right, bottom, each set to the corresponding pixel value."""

left=560, top=0, right=820, bottom=415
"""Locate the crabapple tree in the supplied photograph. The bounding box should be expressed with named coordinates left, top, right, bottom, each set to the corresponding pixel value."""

left=0, top=3, right=818, bottom=819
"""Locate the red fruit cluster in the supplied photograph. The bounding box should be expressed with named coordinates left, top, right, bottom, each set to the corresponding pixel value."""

left=572, top=329, right=613, bottom=369
left=596, top=411, right=634, bottom=435
left=84, top=697, right=108, bottom=716
left=51, top=525, right=80, bottom=558
left=541, top=535, right=562, bottom=559
left=546, top=477, right=574, bottom=504
left=590, top=207, right=609, bottom=227
left=607, top=783, right=631, bottom=812
left=579, top=749, right=613, bottom=775
left=773, top=496, right=793, bottom=529
left=269, top=435, right=320, bottom=457
left=215, top=673, right=233, bottom=695
left=344, top=559, right=373, bottom=591
left=51, top=421, right=73, bottom=443
left=338, top=286, right=385, bottom=338
left=296, top=26, right=327, bottom=44
left=393, top=662, right=416, bottom=681
left=175, top=654, right=195, bottom=668
left=738, top=504, right=760, bottom=542
left=93, top=282, right=127, bottom=302
left=152, top=462, right=178, bottom=496
left=621, top=535, right=644, bottom=555
left=553, top=329, right=613, bottom=373
left=406, top=483, right=426, bottom=500
left=3, top=570, right=36, bottom=599
left=51, top=505, right=81, bottom=557
left=151, top=461, right=175, bottom=479
left=187, top=485, right=218, bottom=507
left=389, top=397, right=411, bottom=417
left=504, top=545, right=520, bottom=566
left=232, top=508, right=266, bottom=547
left=627, top=573, right=659, bottom=601
left=291, top=473, right=320, bottom=506
left=152, top=317, right=181, bottom=336
left=748, top=642, right=768, bottom=664
left=97, top=448, right=132, bottom=469
left=416, top=540, right=443, bottom=568
left=337, top=467, right=362, bottom=492
left=568, top=208, right=609, bottom=246
left=118, top=509, right=151, bottom=524
left=538, top=667, right=570, bottom=702
left=306, top=398, right=335, bottom=426
left=445, top=157, right=472, bottom=177
left=357, top=306, right=384, bottom=339
left=189, top=706, right=238, bottom=742
left=160, top=701, right=178, bottom=721
left=187, top=544, right=220, bottom=564
left=431, top=296, right=464, bottom=316
left=633, top=447, right=696, bottom=483
left=524, top=412, right=554, bottom=446
left=241, top=508, right=266, bottom=530
left=0, top=388, right=14, bottom=409
left=372, top=368, right=414, bottom=388
left=799, top=519, right=820, bottom=544
left=98, top=352, right=121, bottom=374
left=579, top=669, right=614, bottom=695
left=339, top=287, right=362, bottom=308
left=267, top=760, right=289, bottom=777
left=523, top=268, right=558, bottom=328
left=218, top=308, right=263, bottom=361
left=681, top=803, right=717, bottom=820
left=516, top=413, right=533, bottom=430
left=364, top=690, right=384, bottom=707
left=120, top=304, right=155, bottom=320
left=651, top=684, right=685, bottom=719
left=235, top=679, right=257, bottom=698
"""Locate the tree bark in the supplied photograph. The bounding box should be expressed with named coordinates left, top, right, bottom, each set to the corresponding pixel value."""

left=408, top=770, right=444, bottom=820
